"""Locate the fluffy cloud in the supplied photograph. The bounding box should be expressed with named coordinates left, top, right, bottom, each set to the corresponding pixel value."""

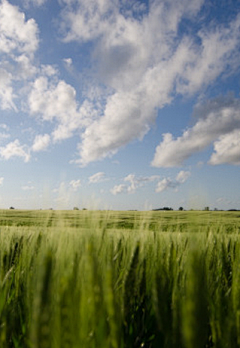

left=110, top=184, right=126, bottom=195
left=175, top=170, right=191, bottom=184
left=155, top=178, right=177, bottom=193
left=60, top=0, right=240, bottom=165
left=0, top=0, right=239, bottom=169
left=69, top=179, right=81, bottom=190
left=209, top=130, right=240, bottom=165
left=111, top=173, right=160, bottom=195
left=0, top=0, right=39, bottom=55
left=88, top=172, right=106, bottom=184
left=0, top=1, right=39, bottom=111
left=32, top=134, right=50, bottom=152
left=0, top=177, right=4, bottom=185
left=152, top=95, right=240, bottom=167
left=110, top=171, right=190, bottom=194
left=28, top=77, right=96, bottom=142
left=155, top=171, right=191, bottom=193
left=0, top=139, right=30, bottom=162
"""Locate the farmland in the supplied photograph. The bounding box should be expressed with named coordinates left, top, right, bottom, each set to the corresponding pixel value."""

left=1, top=209, right=240, bottom=347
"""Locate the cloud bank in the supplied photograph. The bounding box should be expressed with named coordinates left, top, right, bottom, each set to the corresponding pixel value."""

left=152, top=95, right=240, bottom=167
left=110, top=171, right=190, bottom=195
left=0, top=0, right=240, bottom=168
left=59, top=0, right=240, bottom=165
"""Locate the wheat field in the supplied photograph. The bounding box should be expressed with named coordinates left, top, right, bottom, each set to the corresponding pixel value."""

left=0, top=209, right=240, bottom=347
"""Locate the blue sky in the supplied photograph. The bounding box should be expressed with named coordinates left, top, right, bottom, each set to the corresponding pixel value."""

left=0, top=0, right=240, bottom=210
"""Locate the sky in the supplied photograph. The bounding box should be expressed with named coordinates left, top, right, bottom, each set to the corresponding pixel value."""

left=0, top=0, right=240, bottom=211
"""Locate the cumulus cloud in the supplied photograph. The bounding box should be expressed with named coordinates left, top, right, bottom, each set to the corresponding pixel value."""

left=28, top=77, right=96, bottom=142
left=0, top=177, right=4, bottom=185
left=152, top=95, right=240, bottom=167
left=155, top=170, right=191, bottom=193
left=88, top=172, right=106, bottom=184
left=69, top=179, right=81, bottom=190
left=54, top=180, right=81, bottom=194
left=155, top=178, right=177, bottom=193
left=110, top=184, right=126, bottom=195
left=0, top=0, right=39, bottom=55
left=0, top=0, right=239, bottom=169
left=59, top=0, right=240, bottom=165
left=209, top=130, right=240, bottom=165
left=0, top=1, right=39, bottom=111
left=0, top=139, right=30, bottom=162
left=176, top=170, right=191, bottom=183
left=32, top=134, right=50, bottom=152
left=111, top=173, right=160, bottom=195
left=110, top=171, right=190, bottom=195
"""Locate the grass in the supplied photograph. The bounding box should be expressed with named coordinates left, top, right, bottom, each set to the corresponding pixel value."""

left=0, top=210, right=240, bottom=347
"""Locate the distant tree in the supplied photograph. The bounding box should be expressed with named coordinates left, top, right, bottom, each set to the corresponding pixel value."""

left=204, top=207, right=210, bottom=211
left=82, top=208, right=87, bottom=210
left=73, top=207, right=79, bottom=210
left=179, top=207, right=184, bottom=211
left=152, top=207, right=173, bottom=211
left=9, top=206, right=15, bottom=210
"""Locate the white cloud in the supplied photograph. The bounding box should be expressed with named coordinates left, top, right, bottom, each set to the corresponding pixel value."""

left=60, top=0, right=240, bottom=165
left=0, top=68, right=16, bottom=110
left=110, top=184, right=126, bottom=195
left=28, top=77, right=96, bottom=142
left=0, top=177, right=4, bottom=185
left=111, top=173, right=160, bottom=195
left=155, top=170, right=191, bottom=193
left=0, top=0, right=39, bottom=55
left=176, top=16, right=240, bottom=95
left=124, top=174, right=138, bottom=193
left=209, top=130, right=240, bottom=165
left=176, top=170, right=191, bottom=184
left=61, top=0, right=116, bottom=43
left=88, top=172, right=106, bottom=183
left=156, top=178, right=177, bottom=193
left=63, top=58, right=72, bottom=67
left=110, top=171, right=190, bottom=195
left=32, top=134, right=50, bottom=152
left=54, top=180, right=81, bottom=195
left=69, top=179, right=81, bottom=190
left=0, top=1, right=39, bottom=111
left=0, top=139, right=30, bottom=162
left=0, top=0, right=238, bottom=170
left=152, top=95, right=240, bottom=167
left=40, top=64, right=58, bottom=77
left=14, top=54, right=38, bottom=79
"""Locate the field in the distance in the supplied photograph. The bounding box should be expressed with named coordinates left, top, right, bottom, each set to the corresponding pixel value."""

left=1, top=209, right=240, bottom=348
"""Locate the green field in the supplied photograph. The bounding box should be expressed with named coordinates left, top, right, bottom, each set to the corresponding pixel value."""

left=1, top=209, right=240, bottom=347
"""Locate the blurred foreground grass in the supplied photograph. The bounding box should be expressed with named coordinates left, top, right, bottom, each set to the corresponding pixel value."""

left=0, top=210, right=240, bottom=347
